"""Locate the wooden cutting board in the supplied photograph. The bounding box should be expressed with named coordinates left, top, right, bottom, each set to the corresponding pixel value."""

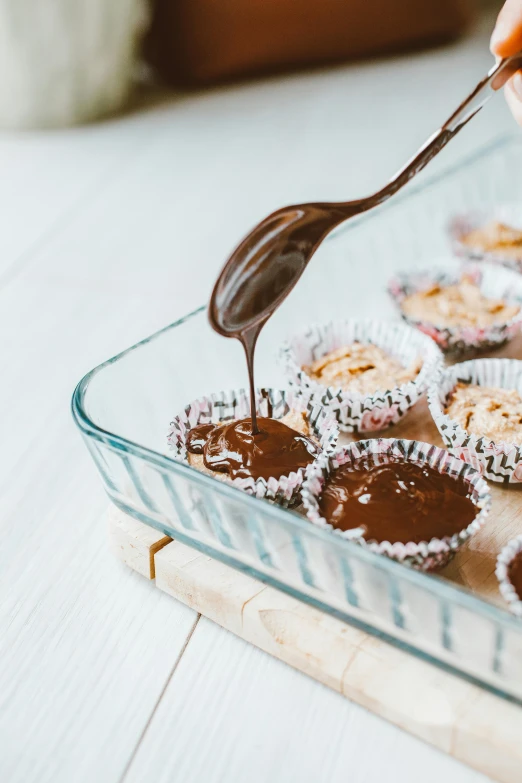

left=108, top=505, right=522, bottom=783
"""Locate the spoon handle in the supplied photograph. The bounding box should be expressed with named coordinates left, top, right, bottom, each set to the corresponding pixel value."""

left=379, top=52, right=522, bottom=204
left=444, top=51, right=522, bottom=133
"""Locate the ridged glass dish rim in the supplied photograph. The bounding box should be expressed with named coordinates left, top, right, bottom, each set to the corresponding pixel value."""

left=71, top=135, right=522, bottom=697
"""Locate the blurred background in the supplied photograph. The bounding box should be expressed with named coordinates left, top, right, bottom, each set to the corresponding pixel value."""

left=0, top=0, right=507, bottom=312
left=0, top=0, right=479, bottom=129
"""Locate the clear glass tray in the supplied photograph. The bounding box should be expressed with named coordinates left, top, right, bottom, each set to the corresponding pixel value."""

left=72, top=136, right=522, bottom=704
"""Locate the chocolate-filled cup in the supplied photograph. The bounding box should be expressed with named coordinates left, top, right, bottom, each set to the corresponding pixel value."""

left=302, top=438, right=490, bottom=571
left=168, top=386, right=339, bottom=507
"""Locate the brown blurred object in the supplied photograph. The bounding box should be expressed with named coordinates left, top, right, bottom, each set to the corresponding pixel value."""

left=145, top=0, right=473, bottom=86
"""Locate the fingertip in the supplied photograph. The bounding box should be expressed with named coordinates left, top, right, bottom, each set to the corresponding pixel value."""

left=490, top=9, right=511, bottom=56
left=491, top=30, right=513, bottom=58
left=505, top=70, right=522, bottom=101
left=490, top=0, right=522, bottom=57
left=504, top=77, right=522, bottom=126
left=490, top=30, right=505, bottom=57
left=514, top=70, right=522, bottom=99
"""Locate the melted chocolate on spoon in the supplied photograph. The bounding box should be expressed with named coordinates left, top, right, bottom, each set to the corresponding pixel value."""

left=208, top=203, right=346, bottom=433
left=186, top=418, right=319, bottom=481
left=319, top=459, right=477, bottom=544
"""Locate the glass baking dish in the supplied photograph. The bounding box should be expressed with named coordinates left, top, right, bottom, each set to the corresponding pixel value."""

left=73, top=136, right=522, bottom=704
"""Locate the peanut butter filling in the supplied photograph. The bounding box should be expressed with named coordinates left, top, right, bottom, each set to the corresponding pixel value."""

left=401, top=279, right=519, bottom=328
left=445, top=382, right=522, bottom=444
left=304, top=342, right=420, bottom=395
left=461, top=221, right=522, bottom=261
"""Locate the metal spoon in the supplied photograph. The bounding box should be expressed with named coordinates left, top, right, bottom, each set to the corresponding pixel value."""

left=209, top=53, right=522, bottom=432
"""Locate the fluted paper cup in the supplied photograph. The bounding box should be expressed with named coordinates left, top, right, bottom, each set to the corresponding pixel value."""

left=301, top=438, right=490, bottom=571
left=388, top=262, right=522, bottom=355
left=450, top=202, right=522, bottom=271
left=428, top=358, right=522, bottom=483
left=496, top=536, right=522, bottom=617
left=168, top=387, right=339, bottom=507
left=280, top=318, right=442, bottom=433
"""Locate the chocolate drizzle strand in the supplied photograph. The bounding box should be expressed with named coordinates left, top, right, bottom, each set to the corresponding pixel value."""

left=186, top=417, right=319, bottom=481
left=208, top=205, right=344, bottom=433
left=319, top=458, right=477, bottom=544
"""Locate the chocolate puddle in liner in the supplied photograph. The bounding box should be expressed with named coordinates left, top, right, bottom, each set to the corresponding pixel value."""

left=186, top=423, right=215, bottom=454
left=318, top=459, right=478, bottom=544
left=186, top=418, right=319, bottom=481
left=508, top=552, right=522, bottom=601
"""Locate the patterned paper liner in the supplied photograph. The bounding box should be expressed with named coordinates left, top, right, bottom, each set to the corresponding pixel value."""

left=428, top=358, right=522, bottom=483
left=280, top=318, right=442, bottom=433
left=301, top=438, right=490, bottom=572
left=167, top=387, right=339, bottom=507
left=449, top=202, right=522, bottom=271
left=387, top=261, right=522, bottom=355
left=496, top=536, right=522, bottom=617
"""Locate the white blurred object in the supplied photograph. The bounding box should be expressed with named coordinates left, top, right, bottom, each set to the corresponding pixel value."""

left=0, top=0, right=149, bottom=129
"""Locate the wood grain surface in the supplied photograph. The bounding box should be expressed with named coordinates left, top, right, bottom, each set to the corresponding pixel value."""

left=109, top=508, right=522, bottom=783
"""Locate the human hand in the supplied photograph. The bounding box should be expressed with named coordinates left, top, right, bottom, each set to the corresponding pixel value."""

left=491, top=0, right=522, bottom=125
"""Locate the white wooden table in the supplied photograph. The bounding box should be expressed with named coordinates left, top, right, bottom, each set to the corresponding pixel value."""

left=1, top=10, right=513, bottom=783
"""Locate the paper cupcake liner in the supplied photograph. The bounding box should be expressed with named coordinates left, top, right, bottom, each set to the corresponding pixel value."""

left=388, top=261, right=522, bottom=355
left=496, top=536, right=522, bottom=617
left=428, top=358, right=522, bottom=483
left=280, top=318, right=442, bottom=433
left=449, top=202, right=522, bottom=271
left=167, top=387, right=339, bottom=507
left=301, top=438, right=490, bottom=572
